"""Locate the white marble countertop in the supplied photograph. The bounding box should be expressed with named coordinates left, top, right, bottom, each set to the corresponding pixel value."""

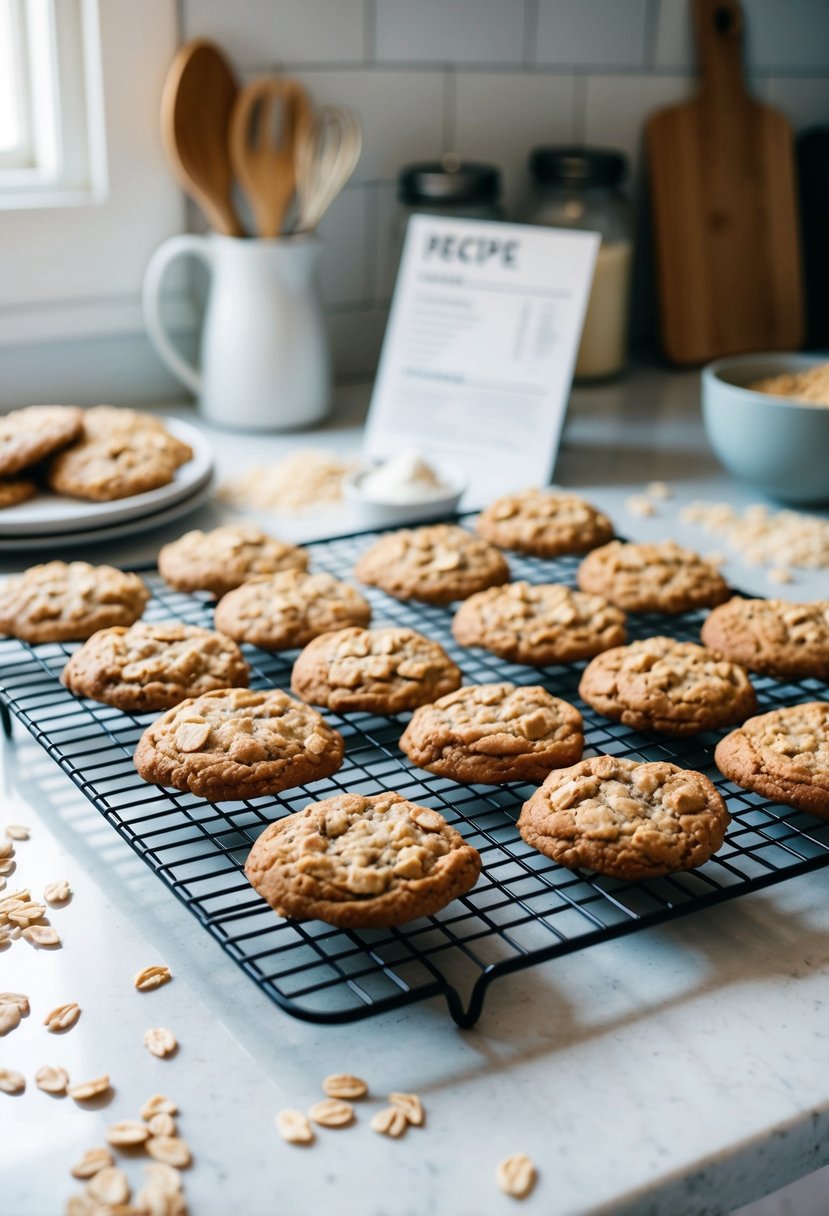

left=3, top=366, right=829, bottom=1216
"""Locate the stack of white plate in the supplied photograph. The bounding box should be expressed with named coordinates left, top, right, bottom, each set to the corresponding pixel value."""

left=0, top=417, right=214, bottom=553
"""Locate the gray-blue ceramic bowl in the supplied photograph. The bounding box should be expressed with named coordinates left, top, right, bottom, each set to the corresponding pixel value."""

left=701, top=353, right=829, bottom=504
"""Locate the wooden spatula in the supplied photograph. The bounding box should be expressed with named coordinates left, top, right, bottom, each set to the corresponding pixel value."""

left=161, top=38, right=243, bottom=237
left=646, top=0, right=803, bottom=365
left=230, top=77, right=312, bottom=239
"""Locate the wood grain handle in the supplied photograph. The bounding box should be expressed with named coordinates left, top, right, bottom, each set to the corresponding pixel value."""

left=694, top=0, right=747, bottom=100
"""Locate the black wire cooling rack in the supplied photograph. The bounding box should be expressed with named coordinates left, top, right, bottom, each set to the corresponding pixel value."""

left=2, top=525, right=829, bottom=1028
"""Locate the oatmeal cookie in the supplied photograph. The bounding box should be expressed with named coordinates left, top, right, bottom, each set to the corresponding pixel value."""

left=475, top=488, right=614, bottom=557
left=159, top=525, right=308, bottom=597
left=577, top=540, right=730, bottom=614
left=245, top=791, right=481, bottom=928
left=715, top=702, right=829, bottom=818
left=0, top=561, right=150, bottom=644
left=291, top=626, right=462, bottom=714
left=578, top=636, right=757, bottom=736
left=215, top=570, right=371, bottom=651
left=354, top=524, right=509, bottom=605
left=452, top=581, right=627, bottom=666
left=134, top=688, right=344, bottom=801
left=701, top=597, right=829, bottom=681
left=0, top=404, right=83, bottom=476
left=518, top=755, right=730, bottom=879
left=47, top=406, right=193, bottom=502
left=399, top=683, right=584, bottom=784
left=61, top=622, right=249, bottom=712
left=0, top=478, right=37, bottom=508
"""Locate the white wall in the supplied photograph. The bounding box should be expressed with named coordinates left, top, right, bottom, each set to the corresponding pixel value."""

left=1, top=0, right=828, bottom=404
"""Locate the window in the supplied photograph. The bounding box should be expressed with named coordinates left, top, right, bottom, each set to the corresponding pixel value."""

left=0, top=0, right=106, bottom=206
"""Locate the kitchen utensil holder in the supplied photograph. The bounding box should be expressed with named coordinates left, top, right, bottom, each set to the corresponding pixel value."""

left=2, top=522, right=828, bottom=1028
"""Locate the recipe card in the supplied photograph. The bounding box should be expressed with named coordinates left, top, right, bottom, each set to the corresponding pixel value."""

left=364, top=214, right=600, bottom=507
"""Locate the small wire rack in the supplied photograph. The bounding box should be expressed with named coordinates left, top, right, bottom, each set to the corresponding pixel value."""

left=2, top=526, right=828, bottom=1028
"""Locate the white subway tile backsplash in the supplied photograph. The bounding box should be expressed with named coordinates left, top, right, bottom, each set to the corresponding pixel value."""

left=181, top=0, right=366, bottom=67
left=584, top=73, right=692, bottom=180
left=316, top=185, right=368, bottom=305
left=295, top=69, right=445, bottom=182
left=535, top=0, right=648, bottom=67
left=371, top=181, right=401, bottom=302
left=326, top=305, right=388, bottom=377
left=454, top=71, right=574, bottom=211
left=374, top=0, right=525, bottom=65
left=763, top=76, right=829, bottom=132
left=651, top=0, right=694, bottom=70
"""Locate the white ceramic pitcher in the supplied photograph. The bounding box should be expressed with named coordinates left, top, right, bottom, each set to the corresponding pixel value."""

left=142, top=233, right=331, bottom=431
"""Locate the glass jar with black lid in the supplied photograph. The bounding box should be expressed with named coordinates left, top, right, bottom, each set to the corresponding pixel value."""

left=518, top=146, right=633, bottom=380
left=391, top=155, right=504, bottom=276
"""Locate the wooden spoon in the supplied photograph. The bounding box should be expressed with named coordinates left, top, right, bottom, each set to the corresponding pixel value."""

left=294, top=105, right=362, bottom=232
left=161, top=38, right=243, bottom=237
left=229, top=77, right=312, bottom=239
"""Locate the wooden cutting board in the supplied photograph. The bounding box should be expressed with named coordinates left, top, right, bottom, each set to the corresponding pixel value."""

left=646, top=0, right=803, bottom=365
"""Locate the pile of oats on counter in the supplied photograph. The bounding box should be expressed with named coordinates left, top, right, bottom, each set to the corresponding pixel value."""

left=218, top=449, right=356, bottom=515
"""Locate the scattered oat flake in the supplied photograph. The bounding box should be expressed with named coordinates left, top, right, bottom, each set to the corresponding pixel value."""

left=322, top=1073, right=368, bottom=1100
left=69, top=1073, right=110, bottom=1101
left=646, top=480, right=672, bottom=499
left=146, top=1136, right=191, bottom=1168
left=0, top=857, right=15, bottom=873
left=45, top=1002, right=81, bottom=1032
left=276, top=1108, right=315, bottom=1145
left=35, top=1065, right=69, bottom=1093
left=680, top=499, right=829, bottom=570
left=134, top=964, right=172, bottom=992
left=107, top=1119, right=151, bottom=1147
left=0, top=1068, right=25, bottom=1093
left=0, top=991, right=29, bottom=1013
left=0, top=839, right=14, bottom=859
left=141, top=1093, right=178, bottom=1120
left=8, top=900, right=46, bottom=926
left=86, top=1165, right=130, bottom=1206
left=0, top=1004, right=21, bottom=1035
left=23, top=924, right=61, bottom=947
left=308, top=1097, right=354, bottom=1127
left=143, top=1162, right=183, bottom=1195
left=769, top=566, right=793, bottom=584
left=626, top=494, right=656, bottom=517
left=44, top=879, right=72, bottom=904
left=219, top=449, right=354, bottom=515
left=389, top=1091, right=424, bottom=1126
left=6, top=825, right=29, bottom=840
left=70, top=1147, right=115, bottom=1179
left=370, top=1105, right=407, bottom=1137
left=144, top=1027, right=177, bottom=1058
left=496, top=1152, right=537, bottom=1199
left=147, top=1111, right=177, bottom=1137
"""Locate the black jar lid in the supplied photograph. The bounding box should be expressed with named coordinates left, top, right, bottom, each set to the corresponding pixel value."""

left=528, top=146, right=627, bottom=187
left=398, top=155, right=502, bottom=205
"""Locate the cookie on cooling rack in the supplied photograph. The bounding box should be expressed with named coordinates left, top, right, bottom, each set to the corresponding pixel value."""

left=134, top=688, right=344, bottom=801
left=0, top=404, right=83, bottom=477
left=290, top=625, right=462, bottom=714
left=452, top=581, right=626, bottom=666
left=715, top=702, right=829, bottom=818
left=159, top=525, right=308, bottom=598
left=399, top=683, right=584, bottom=785
left=518, top=754, right=730, bottom=880
left=62, top=621, right=249, bottom=712
left=0, top=561, right=150, bottom=644
left=354, top=524, right=510, bottom=605
left=701, top=597, right=829, bottom=681
left=578, top=636, right=756, bottom=737
left=475, top=488, right=614, bottom=557
left=577, top=540, right=730, bottom=614
left=215, top=569, right=371, bottom=651
left=47, top=406, right=193, bottom=502
left=245, top=791, right=481, bottom=928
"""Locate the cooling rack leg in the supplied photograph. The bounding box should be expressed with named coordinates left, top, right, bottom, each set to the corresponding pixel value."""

left=445, top=979, right=488, bottom=1029
left=0, top=699, right=12, bottom=740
